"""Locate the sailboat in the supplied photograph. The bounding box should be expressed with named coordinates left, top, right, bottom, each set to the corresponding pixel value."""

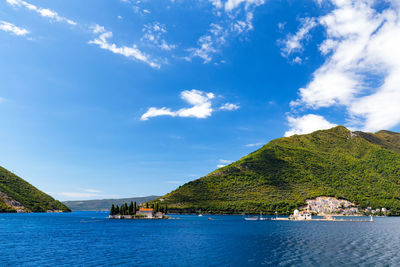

left=198, top=209, right=203, bottom=217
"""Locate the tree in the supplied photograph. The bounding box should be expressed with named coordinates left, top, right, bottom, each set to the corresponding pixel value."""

left=120, top=203, right=128, bottom=215
left=165, top=205, right=168, bottom=214
left=145, top=202, right=149, bottom=208
left=110, top=204, right=115, bottom=215
left=115, top=205, right=120, bottom=215
left=134, top=202, right=137, bottom=215
left=129, top=202, right=134, bottom=215
left=155, top=202, right=159, bottom=213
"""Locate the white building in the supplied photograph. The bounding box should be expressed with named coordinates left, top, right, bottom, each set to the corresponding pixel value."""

left=137, top=208, right=154, bottom=218
left=291, top=209, right=312, bottom=220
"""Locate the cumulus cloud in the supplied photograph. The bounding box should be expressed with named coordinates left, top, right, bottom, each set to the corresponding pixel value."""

left=89, top=25, right=160, bottom=69
left=6, top=0, right=77, bottom=26
left=284, top=114, right=336, bottom=137
left=285, top=0, right=400, bottom=132
left=141, top=89, right=238, bottom=120
left=0, top=20, right=29, bottom=36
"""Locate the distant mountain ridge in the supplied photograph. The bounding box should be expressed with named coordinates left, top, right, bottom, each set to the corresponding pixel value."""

left=0, top=166, right=70, bottom=213
left=156, top=126, right=400, bottom=214
left=63, top=196, right=160, bottom=211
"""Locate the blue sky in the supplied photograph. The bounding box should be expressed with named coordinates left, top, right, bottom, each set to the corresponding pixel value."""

left=1, top=0, right=400, bottom=200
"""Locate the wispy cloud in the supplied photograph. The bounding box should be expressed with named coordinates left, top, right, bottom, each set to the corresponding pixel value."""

left=217, top=159, right=232, bottom=168
left=0, top=20, right=29, bottom=36
left=219, top=103, right=240, bottom=110
left=141, top=89, right=239, bottom=120
left=141, top=22, right=176, bottom=51
left=89, top=25, right=161, bottom=69
left=6, top=0, right=77, bottom=26
left=245, top=142, right=264, bottom=147
left=280, top=17, right=317, bottom=58
left=187, top=0, right=265, bottom=63
left=49, top=188, right=119, bottom=200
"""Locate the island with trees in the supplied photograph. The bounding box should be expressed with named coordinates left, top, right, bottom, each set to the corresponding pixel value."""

left=108, top=201, right=169, bottom=219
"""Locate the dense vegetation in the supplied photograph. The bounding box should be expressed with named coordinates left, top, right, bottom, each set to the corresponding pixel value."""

left=63, top=195, right=159, bottom=211
left=0, top=166, right=70, bottom=213
left=157, top=126, right=400, bottom=215
left=110, top=201, right=168, bottom=215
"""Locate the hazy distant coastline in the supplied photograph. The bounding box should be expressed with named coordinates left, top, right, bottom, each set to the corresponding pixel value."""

left=63, top=196, right=159, bottom=211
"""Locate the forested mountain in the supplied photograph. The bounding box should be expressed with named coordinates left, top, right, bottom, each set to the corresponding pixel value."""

left=0, top=166, right=70, bottom=213
left=156, top=126, right=400, bottom=214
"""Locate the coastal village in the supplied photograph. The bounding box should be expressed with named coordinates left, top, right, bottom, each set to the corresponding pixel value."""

left=281, top=196, right=387, bottom=222
left=303, top=196, right=387, bottom=216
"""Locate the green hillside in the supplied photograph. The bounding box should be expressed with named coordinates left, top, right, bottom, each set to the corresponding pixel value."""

left=0, top=166, right=70, bottom=213
left=63, top=195, right=159, bottom=211
left=156, top=126, right=400, bottom=215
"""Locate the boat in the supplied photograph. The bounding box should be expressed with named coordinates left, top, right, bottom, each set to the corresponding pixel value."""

left=244, top=216, right=259, bottom=221
left=198, top=214, right=203, bottom=217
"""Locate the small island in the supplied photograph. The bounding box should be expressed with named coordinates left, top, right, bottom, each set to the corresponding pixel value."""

left=108, top=201, right=169, bottom=219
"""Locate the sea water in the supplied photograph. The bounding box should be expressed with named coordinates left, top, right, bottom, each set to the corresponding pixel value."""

left=1, top=212, right=399, bottom=266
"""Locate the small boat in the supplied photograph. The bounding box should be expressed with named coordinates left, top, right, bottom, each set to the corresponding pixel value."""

left=244, top=216, right=259, bottom=221
left=198, top=214, right=203, bottom=217
left=208, top=217, right=212, bottom=220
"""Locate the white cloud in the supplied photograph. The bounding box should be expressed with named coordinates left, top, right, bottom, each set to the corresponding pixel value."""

left=280, top=17, right=317, bottom=57
left=188, top=1, right=265, bottom=63
left=6, top=0, right=77, bottom=26
left=217, top=159, right=233, bottom=168
left=83, top=188, right=102, bottom=193
left=219, top=103, right=240, bottom=110
left=0, top=20, right=29, bottom=36
left=188, top=23, right=227, bottom=63
left=141, top=89, right=238, bottom=120
left=284, top=114, right=336, bottom=137
left=245, top=142, right=264, bottom=147
left=141, top=22, right=176, bottom=51
left=225, top=0, right=265, bottom=12
left=285, top=0, right=400, bottom=132
left=89, top=25, right=160, bottom=69
left=48, top=188, right=120, bottom=200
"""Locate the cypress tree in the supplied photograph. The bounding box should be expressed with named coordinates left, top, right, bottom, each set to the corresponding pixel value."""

left=115, top=205, right=120, bottom=215
left=134, top=202, right=137, bottom=215
left=155, top=202, right=159, bottom=213
left=124, top=203, right=128, bottom=215
left=165, top=205, right=168, bottom=214
left=145, top=202, right=149, bottom=208
left=110, top=204, right=115, bottom=215
left=129, top=202, right=134, bottom=215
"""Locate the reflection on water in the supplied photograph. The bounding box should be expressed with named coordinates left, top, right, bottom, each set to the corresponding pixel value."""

left=0, top=212, right=399, bottom=266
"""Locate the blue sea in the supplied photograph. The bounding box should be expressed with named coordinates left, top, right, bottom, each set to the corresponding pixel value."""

left=1, top=212, right=399, bottom=266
